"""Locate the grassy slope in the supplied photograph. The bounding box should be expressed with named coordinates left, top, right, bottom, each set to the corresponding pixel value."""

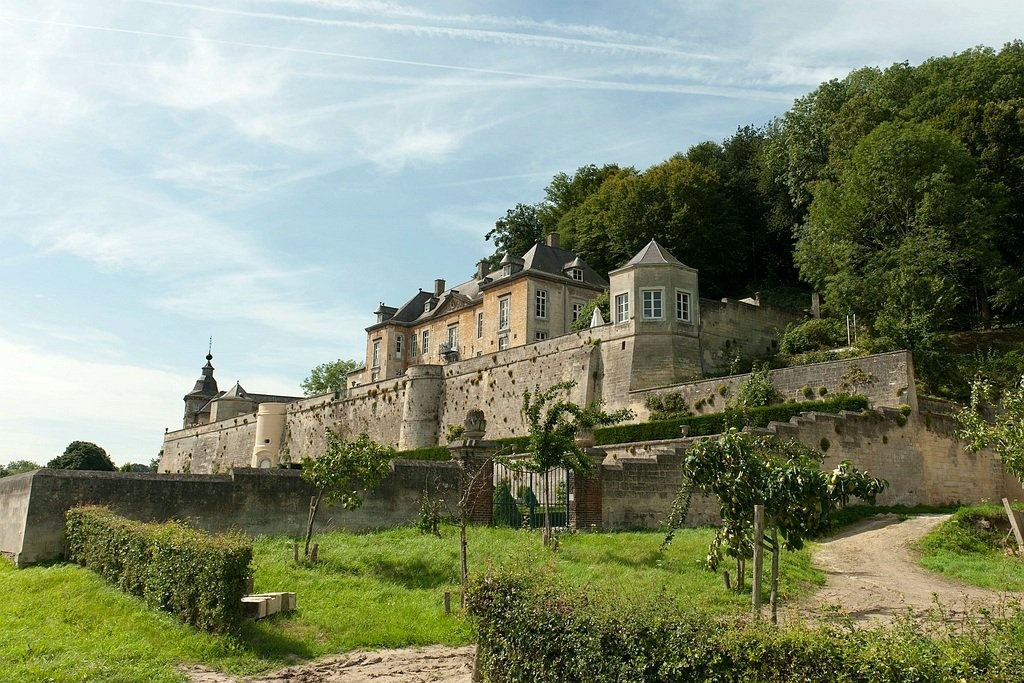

left=916, top=503, right=1024, bottom=591
left=0, top=525, right=819, bottom=682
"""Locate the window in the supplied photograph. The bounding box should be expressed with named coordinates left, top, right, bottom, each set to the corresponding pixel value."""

left=410, top=333, right=419, bottom=357
left=676, top=290, right=692, bottom=323
left=498, top=296, right=510, bottom=330
left=502, top=264, right=512, bottom=277
left=642, top=289, right=663, bottom=320
left=371, top=339, right=381, bottom=368
left=395, top=334, right=404, bottom=357
left=447, top=324, right=459, bottom=351
left=572, top=302, right=584, bottom=323
left=535, top=289, right=547, bottom=319
left=371, top=370, right=380, bottom=382
left=615, top=293, right=630, bottom=323
left=422, top=329, right=430, bottom=355
left=394, top=369, right=403, bottom=377
left=477, top=311, right=484, bottom=339
left=498, top=334, right=509, bottom=350
left=570, top=268, right=583, bottom=281
left=535, top=331, right=547, bottom=341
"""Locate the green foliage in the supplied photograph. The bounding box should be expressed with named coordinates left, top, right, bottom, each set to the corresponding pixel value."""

left=484, top=203, right=544, bottom=268
left=492, top=479, right=521, bottom=527
left=467, top=567, right=1024, bottom=683
left=444, top=423, right=465, bottom=442
left=570, top=290, right=609, bottom=331
left=594, top=395, right=869, bottom=445
left=48, top=440, right=115, bottom=471
left=644, top=392, right=692, bottom=421
left=64, top=506, right=252, bottom=634
left=780, top=317, right=847, bottom=354
left=301, top=358, right=359, bottom=397
left=957, top=375, right=1024, bottom=482
left=0, top=459, right=39, bottom=477
left=731, top=363, right=778, bottom=408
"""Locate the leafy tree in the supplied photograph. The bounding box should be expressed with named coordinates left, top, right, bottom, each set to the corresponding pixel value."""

left=47, top=441, right=116, bottom=471
left=484, top=203, right=544, bottom=269
left=958, top=375, right=1024, bottom=483
left=518, top=381, right=632, bottom=544
left=538, top=163, right=629, bottom=245
left=492, top=479, right=520, bottom=527
left=301, top=359, right=359, bottom=397
left=119, top=462, right=155, bottom=473
left=300, top=431, right=394, bottom=559
left=0, top=460, right=39, bottom=477
left=571, top=291, right=609, bottom=331
left=663, top=429, right=886, bottom=621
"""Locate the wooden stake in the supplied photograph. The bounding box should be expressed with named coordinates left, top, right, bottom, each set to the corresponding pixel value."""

left=753, top=504, right=764, bottom=617
left=444, top=591, right=451, bottom=614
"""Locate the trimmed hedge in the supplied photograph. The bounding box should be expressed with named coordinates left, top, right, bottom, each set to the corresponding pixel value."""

left=594, top=394, right=869, bottom=445
left=468, top=569, right=1024, bottom=683
left=64, top=506, right=252, bottom=633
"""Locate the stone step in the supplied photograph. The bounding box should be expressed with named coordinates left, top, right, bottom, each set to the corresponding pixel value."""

left=242, top=591, right=296, bottom=619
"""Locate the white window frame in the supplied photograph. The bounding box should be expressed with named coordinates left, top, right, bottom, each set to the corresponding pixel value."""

left=410, top=332, right=419, bottom=357
left=614, top=293, right=630, bottom=323
left=371, top=370, right=380, bottom=382
left=371, top=339, right=381, bottom=368
left=641, top=288, right=664, bottom=320
left=570, top=268, right=583, bottom=281
left=498, top=295, right=510, bottom=330
left=447, top=323, right=459, bottom=351
left=571, top=301, right=584, bottom=323
left=421, top=329, right=430, bottom=355
left=535, top=289, right=547, bottom=319
left=395, top=333, right=404, bottom=357
left=535, top=331, right=547, bottom=341
left=476, top=311, right=484, bottom=339
left=676, top=289, right=693, bottom=323
left=498, top=333, right=509, bottom=350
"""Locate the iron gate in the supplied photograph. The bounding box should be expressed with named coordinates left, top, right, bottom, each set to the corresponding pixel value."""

left=493, top=459, right=570, bottom=529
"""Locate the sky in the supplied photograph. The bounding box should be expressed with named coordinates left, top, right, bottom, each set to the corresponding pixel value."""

left=1, top=0, right=1021, bottom=467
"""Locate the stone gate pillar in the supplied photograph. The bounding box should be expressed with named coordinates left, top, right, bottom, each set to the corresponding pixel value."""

left=448, top=409, right=497, bottom=525
left=569, top=449, right=606, bottom=531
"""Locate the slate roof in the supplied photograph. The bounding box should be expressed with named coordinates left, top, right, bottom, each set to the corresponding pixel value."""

left=623, top=239, right=685, bottom=267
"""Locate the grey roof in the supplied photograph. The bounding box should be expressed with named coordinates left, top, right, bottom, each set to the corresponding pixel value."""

left=624, top=240, right=684, bottom=267
left=519, top=242, right=607, bottom=287
left=186, top=353, right=219, bottom=398
left=218, top=381, right=249, bottom=400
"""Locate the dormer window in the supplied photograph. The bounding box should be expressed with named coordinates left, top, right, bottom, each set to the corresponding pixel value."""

left=570, top=268, right=583, bottom=281
left=424, top=299, right=433, bottom=312
left=502, top=264, right=513, bottom=277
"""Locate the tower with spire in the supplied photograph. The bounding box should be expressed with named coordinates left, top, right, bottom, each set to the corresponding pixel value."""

left=182, top=351, right=220, bottom=428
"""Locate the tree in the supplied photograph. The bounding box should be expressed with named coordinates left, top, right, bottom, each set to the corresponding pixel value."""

left=484, top=203, right=544, bottom=269
left=571, top=291, right=609, bottom=331
left=663, top=429, right=886, bottom=622
left=958, top=375, right=1024, bottom=483
left=518, top=381, right=632, bottom=544
left=301, top=359, right=359, bottom=397
left=47, top=441, right=116, bottom=471
left=119, top=462, right=155, bottom=473
left=300, top=431, right=393, bottom=560
left=0, top=460, right=39, bottom=477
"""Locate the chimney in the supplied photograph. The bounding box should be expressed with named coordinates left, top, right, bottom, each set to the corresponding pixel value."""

left=434, top=279, right=446, bottom=297
left=476, top=260, right=488, bottom=280
left=546, top=232, right=560, bottom=249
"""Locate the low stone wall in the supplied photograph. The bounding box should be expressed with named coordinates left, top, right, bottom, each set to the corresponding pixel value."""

left=1, top=461, right=458, bottom=567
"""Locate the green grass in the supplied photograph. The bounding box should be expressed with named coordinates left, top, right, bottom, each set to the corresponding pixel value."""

left=916, top=503, right=1024, bottom=591
left=0, top=525, right=819, bottom=681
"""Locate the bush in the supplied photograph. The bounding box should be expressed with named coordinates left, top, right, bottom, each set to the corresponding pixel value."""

left=780, top=318, right=847, bottom=355
left=594, top=395, right=868, bottom=445
left=492, top=480, right=521, bottom=527
left=467, top=567, right=1024, bottom=683
left=732, top=363, right=778, bottom=408
left=65, top=506, right=252, bottom=633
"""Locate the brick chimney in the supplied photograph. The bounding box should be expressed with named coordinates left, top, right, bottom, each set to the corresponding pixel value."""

left=546, top=232, right=560, bottom=248
left=434, top=279, right=446, bottom=297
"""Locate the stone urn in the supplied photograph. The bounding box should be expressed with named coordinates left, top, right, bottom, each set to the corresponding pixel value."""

left=574, top=426, right=595, bottom=448
left=463, top=409, right=486, bottom=439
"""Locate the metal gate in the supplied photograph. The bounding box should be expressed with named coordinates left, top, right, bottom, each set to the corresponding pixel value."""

left=493, top=459, right=569, bottom=529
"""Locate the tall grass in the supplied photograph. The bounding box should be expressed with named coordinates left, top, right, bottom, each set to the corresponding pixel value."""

left=0, top=525, right=818, bottom=681
left=916, top=503, right=1024, bottom=591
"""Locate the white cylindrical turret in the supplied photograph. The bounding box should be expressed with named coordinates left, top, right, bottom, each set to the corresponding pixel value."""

left=251, top=403, right=288, bottom=468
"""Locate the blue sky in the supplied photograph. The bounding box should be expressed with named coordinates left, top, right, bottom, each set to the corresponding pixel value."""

left=1, top=0, right=1021, bottom=467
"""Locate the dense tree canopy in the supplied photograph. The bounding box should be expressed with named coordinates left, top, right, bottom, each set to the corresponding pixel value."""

left=301, top=359, right=360, bottom=397
left=0, top=460, right=39, bottom=477
left=48, top=441, right=116, bottom=471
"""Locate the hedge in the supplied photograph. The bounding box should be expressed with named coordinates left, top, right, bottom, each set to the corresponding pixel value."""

left=64, top=506, right=252, bottom=633
left=467, top=569, right=1024, bottom=683
left=593, top=394, right=869, bottom=445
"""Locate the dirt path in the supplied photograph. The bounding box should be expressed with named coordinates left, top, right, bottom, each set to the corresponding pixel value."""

left=795, top=513, right=1016, bottom=623
left=185, top=514, right=1017, bottom=682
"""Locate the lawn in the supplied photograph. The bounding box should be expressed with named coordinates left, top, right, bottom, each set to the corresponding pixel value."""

left=0, top=525, right=820, bottom=682
left=916, top=503, right=1024, bottom=591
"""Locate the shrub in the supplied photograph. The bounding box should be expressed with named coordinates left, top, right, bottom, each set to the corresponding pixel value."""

left=732, top=363, right=778, bottom=408
left=645, top=392, right=692, bottom=420
left=65, top=506, right=252, bottom=633
left=594, top=395, right=868, bottom=445
left=780, top=318, right=847, bottom=355
left=467, top=567, right=1024, bottom=683
left=492, top=480, right=520, bottom=527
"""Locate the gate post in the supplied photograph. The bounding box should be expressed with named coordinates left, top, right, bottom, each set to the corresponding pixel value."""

left=569, top=449, right=605, bottom=531
left=449, top=409, right=496, bottom=525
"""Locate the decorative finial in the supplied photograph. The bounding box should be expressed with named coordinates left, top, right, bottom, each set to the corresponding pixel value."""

left=206, top=336, right=213, bottom=361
